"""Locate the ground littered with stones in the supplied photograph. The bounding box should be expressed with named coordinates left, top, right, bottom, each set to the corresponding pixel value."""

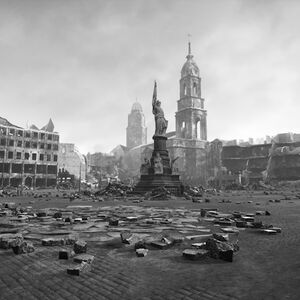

left=0, top=187, right=299, bottom=299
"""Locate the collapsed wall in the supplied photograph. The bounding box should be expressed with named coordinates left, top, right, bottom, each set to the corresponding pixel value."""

left=267, top=141, right=300, bottom=181
left=221, top=144, right=272, bottom=183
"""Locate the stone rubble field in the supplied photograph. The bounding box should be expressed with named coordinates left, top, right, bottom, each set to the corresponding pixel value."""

left=0, top=189, right=299, bottom=300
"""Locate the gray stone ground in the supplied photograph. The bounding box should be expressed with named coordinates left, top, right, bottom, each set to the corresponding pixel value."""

left=0, top=190, right=300, bottom=300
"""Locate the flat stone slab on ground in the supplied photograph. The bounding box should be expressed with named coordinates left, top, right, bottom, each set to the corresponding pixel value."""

left=73, top=254, right=95, bottom=264
left=261, top=229, right=278, bottom=234
left=150, top=241, right=172, bottom=249
left=182, top=249, right=209, bottom=260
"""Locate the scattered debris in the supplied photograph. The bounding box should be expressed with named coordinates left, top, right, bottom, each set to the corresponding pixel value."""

left=74, top=240, right=87, bottom=254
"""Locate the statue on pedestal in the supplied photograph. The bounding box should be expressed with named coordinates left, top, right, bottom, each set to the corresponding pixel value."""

left=152, top=81, right=168, bottom=136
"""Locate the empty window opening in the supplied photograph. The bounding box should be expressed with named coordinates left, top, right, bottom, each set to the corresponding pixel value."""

left=196, top=120, right=201, bottom=139
left=183, top=84, right=187, bottom=95
left=193, top=82, right=197, bottom=95
left=8, top=151, right=13, bottom=159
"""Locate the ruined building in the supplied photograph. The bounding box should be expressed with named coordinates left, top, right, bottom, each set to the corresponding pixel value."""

left=126, top=102, right=147, bottom=149
left=0, top=117, right=59, bottom=188
left=220, top=132, right=300, bottom=186
left=57, top=143, right=86, bottom=183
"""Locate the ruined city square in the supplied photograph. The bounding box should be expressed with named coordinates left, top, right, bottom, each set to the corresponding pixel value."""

left=1, top=0, right=300, bottom=299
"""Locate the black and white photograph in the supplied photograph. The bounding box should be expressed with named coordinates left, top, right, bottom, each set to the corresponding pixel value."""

left=0, top=0, right=299, bottom=299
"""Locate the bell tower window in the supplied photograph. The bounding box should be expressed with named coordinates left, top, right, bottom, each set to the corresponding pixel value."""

left=183, top=84, right=187, bottom=96
left=193, top=82, right=197, bottom=96
left=196, top=119, right=201, bottom=139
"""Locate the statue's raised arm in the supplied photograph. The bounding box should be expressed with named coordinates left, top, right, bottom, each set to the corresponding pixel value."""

left=152, top=81, right=168, bottom=136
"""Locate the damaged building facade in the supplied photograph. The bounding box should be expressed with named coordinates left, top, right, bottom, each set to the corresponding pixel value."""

left=219, top=133, right=300, bottom=187
left=0, top=117, right=59, bottom=188
left=57, top=143, right=86, bottom=186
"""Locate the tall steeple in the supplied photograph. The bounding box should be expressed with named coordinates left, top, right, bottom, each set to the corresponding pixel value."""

left=175, top=42, right=207, bottom=140
left=126, top=102, right=147, bottom=149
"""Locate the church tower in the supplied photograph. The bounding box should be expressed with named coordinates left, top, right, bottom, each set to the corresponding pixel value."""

left=175, top=42, right=207, bottom=140
left=126, top=102, right=147, bottom=149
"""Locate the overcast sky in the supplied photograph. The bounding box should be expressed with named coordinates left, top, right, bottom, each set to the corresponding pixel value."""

left=0, top=0, right=299, bottom=154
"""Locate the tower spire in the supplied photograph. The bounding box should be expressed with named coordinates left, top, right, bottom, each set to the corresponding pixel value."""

left=187, top=34, right=193, bottom=59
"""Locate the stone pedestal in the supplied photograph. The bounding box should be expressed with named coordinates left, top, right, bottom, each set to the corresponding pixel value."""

left=134, top=135, right=182, bottom=195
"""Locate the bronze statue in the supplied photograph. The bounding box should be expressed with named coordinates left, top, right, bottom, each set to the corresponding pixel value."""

left=152, top=81, right=168, bottom=136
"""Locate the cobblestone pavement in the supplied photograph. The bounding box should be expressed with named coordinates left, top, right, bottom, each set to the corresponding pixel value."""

left=0, top=193, right=300, bottom=300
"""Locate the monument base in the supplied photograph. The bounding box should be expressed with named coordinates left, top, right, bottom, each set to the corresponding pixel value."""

left=134, top=173, right=182, bottom=195
left=134, top=135, right=183, bottom=196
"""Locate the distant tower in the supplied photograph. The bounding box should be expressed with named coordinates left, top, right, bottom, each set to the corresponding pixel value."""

left=175, top=42, right=207, bottom=140
left=126, top=102, right=147, bottom=149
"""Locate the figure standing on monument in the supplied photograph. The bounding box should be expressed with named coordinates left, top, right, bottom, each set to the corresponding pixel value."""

left=152, top=81, right=168, bottom=136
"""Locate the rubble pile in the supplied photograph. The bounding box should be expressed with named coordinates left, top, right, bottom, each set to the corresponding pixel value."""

left=0, top=192, right=284, bottom=269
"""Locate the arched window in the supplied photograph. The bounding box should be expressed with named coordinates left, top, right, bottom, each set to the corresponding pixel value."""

left=193, top=82, right=197, bottom=96
left=181, top=121, right=186, bottom=138
left=183, top=84, right=187, bottom=95
left=196, top=119, right=201, bottom=139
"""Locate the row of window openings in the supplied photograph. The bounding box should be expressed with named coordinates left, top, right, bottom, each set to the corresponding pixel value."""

left=0, top=151, right=57, bottom=162
left=0, top=128, right=59, bottom=141
left=183, top=83, right=198, bottom=95
left=0, top=139, right=58, bottom=150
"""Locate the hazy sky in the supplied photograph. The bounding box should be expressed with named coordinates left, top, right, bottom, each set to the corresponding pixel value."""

left=1, top=0, right=299, bottom=154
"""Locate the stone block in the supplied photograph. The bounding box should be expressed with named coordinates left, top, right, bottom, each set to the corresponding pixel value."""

left=74, top=240, right=87, bottom=254
left=120, top=232, right=133, bottom=244
left=261, top=229, right=277, bottom=235
left=136, top=249, right=148, bottom=257
left=205, top=238, right=234, bottom=262
left=12, top=241, right=35, bottom=255
left=182, top=249, right=209, bottom=260
left=150, top=241, right=171, bottom=249
left=134, top=241, right=147, bottom=250
left=191, top=242, right=206, bottom=249
left=213, top=233, right=229, bottom=242
left=109, top=218, right=119, bottom=226
left=67, top=262, right=91, bottom=276
left=0, top=234, right=23, bottom=249
left=42, top=238, right=65, bottom=246
left=59, top=249, right=75, bottom=260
